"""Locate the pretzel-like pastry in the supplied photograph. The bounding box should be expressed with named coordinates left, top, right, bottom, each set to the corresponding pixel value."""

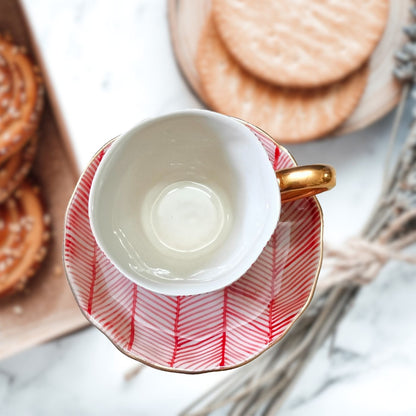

left=0, top=37, right=44, bottom=165
left=0, top=182, right=50, bottom=297
left=0, top=136, right=37, bottom=203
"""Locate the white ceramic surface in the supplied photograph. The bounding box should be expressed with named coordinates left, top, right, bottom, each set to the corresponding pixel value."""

left=89, top=110, right=280, bottom=295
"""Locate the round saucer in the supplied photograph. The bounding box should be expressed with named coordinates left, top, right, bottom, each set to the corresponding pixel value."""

left=63, top=122, right=323, bottom=373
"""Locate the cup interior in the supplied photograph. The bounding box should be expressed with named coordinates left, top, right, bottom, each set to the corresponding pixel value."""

left=89, top=110, right=280, bottom=295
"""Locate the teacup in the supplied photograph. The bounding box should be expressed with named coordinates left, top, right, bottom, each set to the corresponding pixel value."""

left=89, top=110, right=334, bottom=296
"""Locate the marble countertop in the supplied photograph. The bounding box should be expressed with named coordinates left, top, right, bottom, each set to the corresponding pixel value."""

left=1, top=0, right=415, bottom=414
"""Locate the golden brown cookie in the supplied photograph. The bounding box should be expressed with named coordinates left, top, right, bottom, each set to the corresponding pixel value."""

left=0, top=37, right=44, bottom=164
left=196, top=17, right=369, bottom=143
left=0, top=182, right=50, bottom=297
left=212, top=0, right=388, bottom=88
left=0, top=136, right=37, bottom=203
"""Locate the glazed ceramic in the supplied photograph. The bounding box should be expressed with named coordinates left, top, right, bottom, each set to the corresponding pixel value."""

left=89, top=110, right=280, bottom=296
left=64, top=122, right=323, bottom=373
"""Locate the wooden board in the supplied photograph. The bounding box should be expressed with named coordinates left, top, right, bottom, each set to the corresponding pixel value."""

left=168, top=0, right=410, bottom=139
left=0, top=0, right=88, bottom=360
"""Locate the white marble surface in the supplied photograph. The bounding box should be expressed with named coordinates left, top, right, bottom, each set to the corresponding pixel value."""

left=0, top=0, right=415, bottom=414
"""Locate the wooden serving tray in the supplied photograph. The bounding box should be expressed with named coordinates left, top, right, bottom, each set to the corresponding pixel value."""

left=169, top=0, right=410, bottom=138
left=0, top=0, right=88, bottom=360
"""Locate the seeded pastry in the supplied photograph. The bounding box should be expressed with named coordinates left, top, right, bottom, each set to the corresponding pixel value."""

left=0, top=37, right=44, bottom=164
left=0, top=136, right=37, bottom=203
left=0, top=182, right=50, bottom=297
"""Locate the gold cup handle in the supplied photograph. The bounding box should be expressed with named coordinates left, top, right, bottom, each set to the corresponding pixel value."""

left=276, top=164, right=336, bottom=203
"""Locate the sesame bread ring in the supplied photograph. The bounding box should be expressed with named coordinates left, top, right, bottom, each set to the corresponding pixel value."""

left=0, top=181, right=50, bottom=297
left=0, top=136, right=37, bottom=203
left=0, top=37, right=44, bottom=164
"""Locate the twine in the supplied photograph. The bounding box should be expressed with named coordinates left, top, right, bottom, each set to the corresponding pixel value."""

left=319, top=208, right=416, bottom=293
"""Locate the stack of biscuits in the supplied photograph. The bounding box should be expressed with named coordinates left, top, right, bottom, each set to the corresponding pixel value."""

left=0, top=36, right=50, bottom=297
left=196, top=0, right=389, bottom=142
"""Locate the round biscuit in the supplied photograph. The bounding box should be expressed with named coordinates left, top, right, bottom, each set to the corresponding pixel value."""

left=196, top=17, right=369, bottom=143
left=212, top=0, right=388, bottom=88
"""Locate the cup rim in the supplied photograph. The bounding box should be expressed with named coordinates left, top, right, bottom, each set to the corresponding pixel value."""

left=88, top=109, right=281, bottom=295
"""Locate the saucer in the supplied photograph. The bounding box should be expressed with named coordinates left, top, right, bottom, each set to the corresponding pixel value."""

left=63, top=122, right=323, bottom=373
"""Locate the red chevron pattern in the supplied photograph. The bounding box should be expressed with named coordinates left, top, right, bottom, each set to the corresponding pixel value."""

left=64, top=124, right=323, bottom=373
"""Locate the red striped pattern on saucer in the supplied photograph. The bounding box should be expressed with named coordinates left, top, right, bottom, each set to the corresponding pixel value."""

left=64, top=125, right=322, bottom=373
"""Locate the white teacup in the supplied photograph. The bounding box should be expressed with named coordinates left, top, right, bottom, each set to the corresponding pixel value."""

left=89, top=110, right=334, bottom=296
